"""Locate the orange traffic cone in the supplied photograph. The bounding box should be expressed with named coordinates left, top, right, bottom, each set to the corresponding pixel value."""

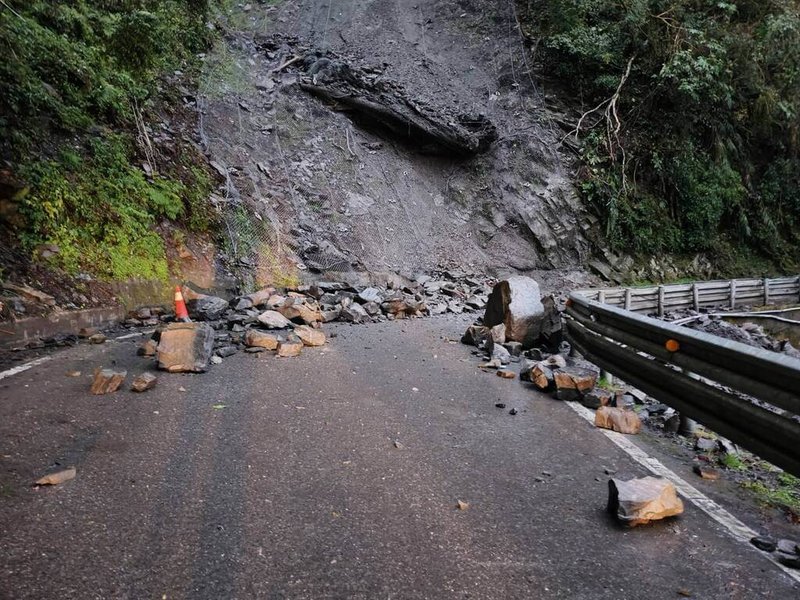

left=174, top=285, right=190, bottom=322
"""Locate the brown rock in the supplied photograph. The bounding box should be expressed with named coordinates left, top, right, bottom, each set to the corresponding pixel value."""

left=554, top=366, right=598, bottom=400
left=244, top=329, right=281, bottom=350
left=266, top=294, right=287, bottom=309
left=131, top=372, right=158, bottom=393
left=461, top=325, right=491, bottom=347
left=246, top=287, right=277, bottom=307
left=137, top=338, right=158, bottom=357
left=531, top=363, right=555, bottom=391
left=78, top=327, right=99, bottom=339
left=34, top=467, right=76, bottom=486
left=595, top=406, right=642, bottom=434
left=295, top=325, right=326, bottom=347
left=278, top=302, right=322, bottom=325
left=693, top=464, right=720, bottom=481
left=607, top=476, right=684, bottom=526
left=277, top=339, right=303, bottom=357
left=91, top=368, right=127, bottom=394
left=156, top=322, right=214, bottom=373
left=496, top=370, right=516, bottom=379
left=88, top=333, right=106, bottom=344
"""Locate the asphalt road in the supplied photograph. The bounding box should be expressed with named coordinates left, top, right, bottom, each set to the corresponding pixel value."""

left=1, top=315, right=798, bottom=599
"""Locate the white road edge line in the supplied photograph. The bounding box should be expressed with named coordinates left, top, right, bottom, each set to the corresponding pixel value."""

left=0, top=356, right=52, bottom=381
left=114, top=329, right=155, bottom=341
left=566, top=401, right=800, bottom=585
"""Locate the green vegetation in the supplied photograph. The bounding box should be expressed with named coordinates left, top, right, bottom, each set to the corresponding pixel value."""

left=0, top=1, right=216, bottom=281
left=720, top=452, right=747, bottom=471
left=523, top=0, right=800, bottom=268
left=742, top=472, right=800, bottom=514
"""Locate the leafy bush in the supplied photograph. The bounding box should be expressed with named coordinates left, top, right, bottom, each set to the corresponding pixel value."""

left=523, top=0, right=800, bottom=264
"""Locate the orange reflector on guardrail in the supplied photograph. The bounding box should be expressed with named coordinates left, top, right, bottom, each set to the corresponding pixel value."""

left=665, top=339, right=680, bottom=352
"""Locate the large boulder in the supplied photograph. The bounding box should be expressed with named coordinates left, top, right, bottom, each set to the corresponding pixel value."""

left=186, top=294, right=229, bottom=321
left=156, top=323, right=214, bottom=373
left=483, top=277, right=549, bottom=348
left=607, top=477, right=684, bottom=527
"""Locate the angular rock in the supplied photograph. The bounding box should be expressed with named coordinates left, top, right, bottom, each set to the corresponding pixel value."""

left=489, top=323, right=506, bottom=345
left=483, top=276, right=545, bottom=347
left=693, top=464, right=720, bottom=480
left=491, top=343, right=511, bottom=366
left=278, top=302, right=322, bottom=325
left=341, top=302, right=369, bottom=323
left=78, top=327, right=99, bottom=339
left=582, top=387, right=613, bottom=409
left=245, top=330, right=281, bottom=350
left=187, top=294, right=229, bottom=321
left=777, top=539, right=799, bottom=555
left=465, top=295, right=486, bottom=310
left=446, top=300, right=463, bottom=314
left=88, top=333, right=106, bottom=344
left=554, top=366, right=598, bottom=401
left=358, top=287, right=383, bottom=303
left=497, top=370, right=516, bottom=379
left=462, top=325, right=491, bottom=348
left=777, top=551, right=800, bottom=569
left=502, top=341, right=523, bottom=357
left=156, top=322, right=214, bottom=373
left=257, top=310, right=292, bottom=329
left=233, top=297, right=253, bottom=311
left=131, top=372, right=158, bottom=393
left=277, top=339, right=303, bottom=357
left=246, top=287, right=276, bottom=308
left=91, top=368, right=127, bottom=395
left=362, top=301, right=381, bottom=316
left=595, top=406, right=642, bottom=434
left=750, top=536, right=777, bottom=552
left=519, top=358, right=537, bottom=382
left=321, top=307, right=341, bottom=322
left=137, top=338, right=158, bottom=357
left=216, top=345, right=239, bottom=357
left=607, top=477, right=684, bottom=526
left=543, top=354, right=567, bottom=369
left=295, top=325, right=326, bottom=347
left=530, top=363, right=555, bottom=391
left=266, top=294, right=287, bottom=309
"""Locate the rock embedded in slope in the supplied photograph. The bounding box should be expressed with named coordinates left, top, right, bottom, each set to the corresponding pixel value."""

left=257, top=310, right=292, bottom=329
left=156, top=322, right=215, bottom=373
left=607, top=477, right=684, bottom=527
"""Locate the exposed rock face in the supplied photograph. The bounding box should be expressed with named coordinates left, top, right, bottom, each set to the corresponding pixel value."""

left=483, top=277, right=545, bottom=348
left=607, top=477, right=684, bottom=527
left=156, top=323, right=214, bottom=373
left=595, top=406, right=642, bottom=434
left=91, top=369, right=127, bottom=395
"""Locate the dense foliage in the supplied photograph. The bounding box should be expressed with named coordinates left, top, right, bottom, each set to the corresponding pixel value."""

left=523, top=0, right=800, bottom=267
left=0, top=1, right=214, bottom=280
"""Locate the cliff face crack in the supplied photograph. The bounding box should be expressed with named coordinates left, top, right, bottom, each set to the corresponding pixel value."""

left=268, top=43, right=498, bottom=156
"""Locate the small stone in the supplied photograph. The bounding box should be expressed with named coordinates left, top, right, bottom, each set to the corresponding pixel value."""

left=66, top=370, right=81, bottom=377
left=693, top=464, right=720, bottom=480
left=777, top=550, right=800, bottom=569
left=257, top=310, right=292, bottom=329
left=245, top=347, right=266, bottom=353
left=294, top=325, right=326, bottom=347
left=210, top=355, right=223, bottom=365
left=91, top=368, right=127, bottom=394
left=34, top=467, right=76, bottom=486
left=777, top=539, right=800, bottom=555
left=88, top=333, right=106, bottom=344
left=78, top=327, right=99, bottom=339
left=502, top=341, right=523, bottom=357
left=694, top=437, right=717, bottom=452
left=607, top=476, right=684, bottom=526
left=130, top=372, right=157, bottom=392
left=456, top=500, right=469, bottom=511
left=245, top=329, right=281, bottom=350
left=277, top=339, right=303, bottom=357
left=137, top=338, right=158, bottom=357
left=582, top=388, right=613, bottom=409
left=495, top=402, right=506, bottom=408
left=543, top=354, right=566, bottom=369
left=595, top=406, right=642, bottom=434
left=216, top=345, right=238, bottom=357
left=509, top=408, right=518, bottom=415
left=496, top=370, right=515, bottom=379
left=750, top=536, right=777, bottom=552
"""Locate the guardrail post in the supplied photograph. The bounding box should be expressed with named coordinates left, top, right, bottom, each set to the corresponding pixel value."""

left=598, top=290, right=606, bottom=304
left=763, top=277, right=769, bottom=306
left=657, top=286, right=665, bottom=317
left=692, top=283, right=699, bottom=311
left=730, top=280, right=737, bottom=309
left=624, top=288, right=631, bottom=311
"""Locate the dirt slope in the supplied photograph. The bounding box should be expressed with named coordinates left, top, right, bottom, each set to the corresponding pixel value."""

left=199, top=0, right=595, bottom=285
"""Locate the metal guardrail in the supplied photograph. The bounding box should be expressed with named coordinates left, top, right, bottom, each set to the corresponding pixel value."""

left=566, top=292, right=800, bottom=477
left=574, top=275, right=800, bottom=315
